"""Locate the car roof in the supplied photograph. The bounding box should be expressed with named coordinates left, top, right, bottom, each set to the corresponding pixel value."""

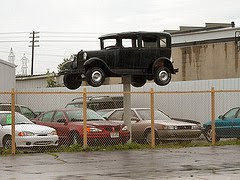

left=0, top=103, right=24, bottom=107
left=0, top=111, right=20, bottom=114
left=99, top=31, right=170, bottom=39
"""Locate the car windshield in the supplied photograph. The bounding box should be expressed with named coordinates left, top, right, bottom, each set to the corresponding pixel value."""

left=136, top=109, right=172, bottom=121
left=66, top=109, right=105, bottom=122
left=0, top=113, right=33, bottom=126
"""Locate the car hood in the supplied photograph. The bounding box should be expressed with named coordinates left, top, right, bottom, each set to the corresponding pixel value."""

left=150, top=119, right=197, bottom=126
left=3, top=124, right=55, bottom=134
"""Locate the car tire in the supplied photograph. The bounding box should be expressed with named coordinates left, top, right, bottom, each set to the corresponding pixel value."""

left=71, top=132, right=82, bottom=145
left=154, top=66, right=171, bottom=86
left=86, top=67, right=105, bottom=87
left=63, top=73, right=82, bottom=90
left=3, top=136, right=12, bottom=149
left=205, top=126, right=220, bottom=142
left=145, top=131, right=159, bottom=145
left=131, top=76, right=147, bottom=87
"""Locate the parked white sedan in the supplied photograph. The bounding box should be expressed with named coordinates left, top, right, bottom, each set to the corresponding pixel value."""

left=0, top=111, right=59, bottom=149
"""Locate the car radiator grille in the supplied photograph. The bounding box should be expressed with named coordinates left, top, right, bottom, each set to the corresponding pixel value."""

left=34, top=141, right=53, bottom=145
left=177, top=126, right=192, bottom=130
left=105, top=127, right=120, bottom=132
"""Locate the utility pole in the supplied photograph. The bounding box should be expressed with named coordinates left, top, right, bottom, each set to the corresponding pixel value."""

left=29, top=31, right=39, bottom=76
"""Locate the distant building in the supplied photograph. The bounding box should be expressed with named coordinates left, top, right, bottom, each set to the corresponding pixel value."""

left=8, top=48, right=15, bottom=64
left=21, top=54, right=29, bottom=76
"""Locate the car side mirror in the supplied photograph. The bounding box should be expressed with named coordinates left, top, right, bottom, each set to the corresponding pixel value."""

left=218, top=115, right=224, bottom=120
left=131, top=117, right=140, bottom=122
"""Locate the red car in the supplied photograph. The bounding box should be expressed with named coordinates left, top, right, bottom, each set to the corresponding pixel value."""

left=33, top=108, right=130, bottom=146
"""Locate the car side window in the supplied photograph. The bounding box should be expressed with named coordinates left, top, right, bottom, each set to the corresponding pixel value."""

left=21, top=106, right=36, bottom=119
left=131, top=110, right=139, bottom=120
left=53, top=111, right=65, bottom=123
left=160, top=36, right=167, bottom=47
left=108, top=110, right=124, bottom=121
left=142, top=36, right=159, bottom=48
left=235, top=109, right=240, bottom=118
left=224, top=108, right=239, bottom=119
left=41, top=111, right=54, bottom=122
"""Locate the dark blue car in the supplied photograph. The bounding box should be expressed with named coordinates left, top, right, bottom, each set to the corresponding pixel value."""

left=203, top=107, right=240, bottom=142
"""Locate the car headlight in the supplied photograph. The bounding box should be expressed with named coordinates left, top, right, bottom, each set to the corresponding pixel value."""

left=50, top=130, right=57, bottom=135
left=162, top=125, right=177, bottom=130
left=122, top=125, right=128, bottom=131
left=18, top=131, right=35, bottom=136
left=192, top=124, right=201, bottom=130
left=87, top=127, right=102, bottom=133
left=83, top=52, right=87, bottom=60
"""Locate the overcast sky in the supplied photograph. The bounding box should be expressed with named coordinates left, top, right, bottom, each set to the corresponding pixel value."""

left=0, top=0, right=240, bottom=75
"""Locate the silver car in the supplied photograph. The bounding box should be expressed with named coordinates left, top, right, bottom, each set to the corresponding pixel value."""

left=105, top=108, right=202, bottom=144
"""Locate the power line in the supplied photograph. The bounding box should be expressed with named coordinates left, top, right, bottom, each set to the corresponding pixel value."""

left=39, top=40, right=99, bottom=43
left=40, top=31, right=103, bottom=34
left=0, top=32, right=30, bottom=35
left=0, top=40, right=29, bottom=43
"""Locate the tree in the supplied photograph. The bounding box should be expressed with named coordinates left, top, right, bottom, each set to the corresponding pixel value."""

left=57, top=57, right=69, bottom=72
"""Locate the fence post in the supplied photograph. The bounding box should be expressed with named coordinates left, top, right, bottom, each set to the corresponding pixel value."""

left=211, top=87, right=216, bottom=145
left=83, top=88, right=88, bottom=148
left=11, top=88, right=16, bottom=155
left=150, top=88, right=155, bottom=148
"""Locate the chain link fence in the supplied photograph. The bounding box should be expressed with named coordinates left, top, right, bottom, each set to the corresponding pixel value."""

left=1, top=88, right=240, bottom=154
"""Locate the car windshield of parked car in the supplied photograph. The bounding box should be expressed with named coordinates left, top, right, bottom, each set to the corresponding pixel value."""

left=223, top=108, right=239, bottom=118
left=136, top=109, right=172, bottom=121
left=66, top=109, right=105, bottom=122
left=0, top=113, right=33, bottom=126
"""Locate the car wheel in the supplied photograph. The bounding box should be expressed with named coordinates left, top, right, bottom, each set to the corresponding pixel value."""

left=205, top=126, right=220, bottom=142
left=71, top=132, right=82, bottom=145
left=86, top=67, right=105, bottom=87
left=63, top=73, right=82, bottom=90
left=131, top=76, right=147, bottom=87
left=3, top=136, right=12, bottom=149
left=154, top=66, right=171, bottom=86
left=145, top=131, right=159, bottom=145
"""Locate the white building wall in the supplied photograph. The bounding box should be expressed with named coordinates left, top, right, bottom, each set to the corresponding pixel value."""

left=0, top=59, right=16, bottom=103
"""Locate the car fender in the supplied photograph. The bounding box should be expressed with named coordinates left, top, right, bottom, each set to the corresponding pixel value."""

left=144, top=126, right=159, bottom=136
left=152, top=58, right=175, bottom=74
left=84, top=57, right=111, bottom=70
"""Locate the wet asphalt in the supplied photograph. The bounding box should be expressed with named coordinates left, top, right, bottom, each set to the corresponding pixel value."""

left=0, top=145, right=240, bottom=180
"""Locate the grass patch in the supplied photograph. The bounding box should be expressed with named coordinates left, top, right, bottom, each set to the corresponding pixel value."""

left=1, top=139, right=240, bottom=156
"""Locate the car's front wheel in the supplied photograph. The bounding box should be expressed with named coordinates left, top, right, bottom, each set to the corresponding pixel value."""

left=154, top=67, right=171, bottom=86
left=71, top=132, right=82, bottom=145
left=205, top=126, right=220, bottom=142
left=131, top=76, right=147, bottom=87
left=86, top=67, right=105, bottom=87
left=63, top=73, right=82, bottom=90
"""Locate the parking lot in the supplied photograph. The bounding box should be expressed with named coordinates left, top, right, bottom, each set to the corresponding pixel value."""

left=0, top=145, right=240, bottom=179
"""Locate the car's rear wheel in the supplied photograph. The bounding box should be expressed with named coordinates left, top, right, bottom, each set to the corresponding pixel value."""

left=3, top=136, right=12, bottom=149
left=154, top=66, right=171, bottom=86
left=205, top=126, right=220, bottom=142
left=63, top=73, right=82, bottom=90
left=131, top=76, right=147, bottom=87
left=86, top=67, right=105, bottom=87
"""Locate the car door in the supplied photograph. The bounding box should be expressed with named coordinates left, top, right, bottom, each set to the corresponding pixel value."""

left=118, top=38, right=141, bottom=71
left=216, top=108, right=238, bottom=138
left=232, top=108, right=240, bottom=138
left=52, top=111, right=70, bottom=142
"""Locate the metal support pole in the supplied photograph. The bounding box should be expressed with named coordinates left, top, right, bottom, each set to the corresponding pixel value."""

left=31, top=31, right=35, bottom=76
left=150, top=88, right=155, bottom=148
left=211, top=87, right=216, bottom=145
left=11, top=88, right=16, bottom=155
left=122, top=75, right=132, bottom=142
left=83, top=88, right=88, bottom=148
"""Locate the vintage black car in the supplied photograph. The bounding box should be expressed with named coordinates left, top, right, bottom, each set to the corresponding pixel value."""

left=60, top=32, right=178, bottom=89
